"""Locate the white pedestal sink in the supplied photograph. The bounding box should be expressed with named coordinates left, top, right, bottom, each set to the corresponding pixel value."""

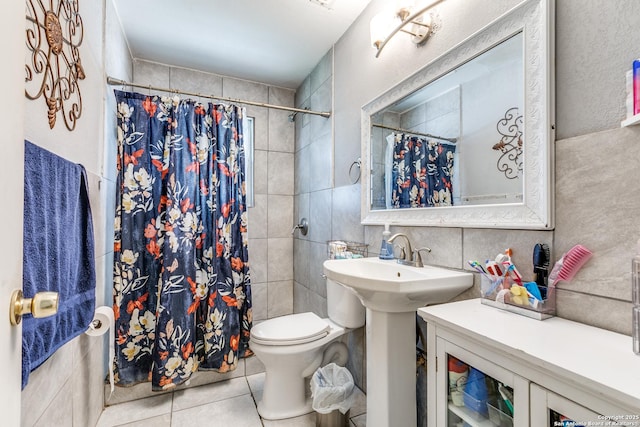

left=323, top=257, right=473, bottom=427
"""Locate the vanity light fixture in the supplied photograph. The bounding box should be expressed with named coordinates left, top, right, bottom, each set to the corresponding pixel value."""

left=370, top=0, right=440, bottom=58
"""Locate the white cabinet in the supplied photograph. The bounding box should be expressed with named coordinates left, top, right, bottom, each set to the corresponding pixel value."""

left=419, top=299, right=640, bottom=427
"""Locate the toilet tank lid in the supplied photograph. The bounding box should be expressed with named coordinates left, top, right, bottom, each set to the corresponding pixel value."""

left=251, top=312, right=330, bottom=343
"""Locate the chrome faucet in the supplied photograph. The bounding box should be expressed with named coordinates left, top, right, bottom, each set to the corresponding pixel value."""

left=387, top=233, right=431, bottom=268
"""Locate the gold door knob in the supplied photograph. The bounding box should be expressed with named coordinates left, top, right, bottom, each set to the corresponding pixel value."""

left=9, top=289, right=59, bottom=326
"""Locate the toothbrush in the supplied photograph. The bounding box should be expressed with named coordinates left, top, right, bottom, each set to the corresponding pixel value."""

left=501, top=248, right=523, bottom=285
left=468, top=260, right=488, bottom=275
left=548, top=244, right=592, bottom=287
left=485, top=264, right=515, bottom=296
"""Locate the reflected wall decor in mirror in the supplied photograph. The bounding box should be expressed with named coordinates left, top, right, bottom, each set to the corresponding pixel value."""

left=361, top=0, right=554, bottom=229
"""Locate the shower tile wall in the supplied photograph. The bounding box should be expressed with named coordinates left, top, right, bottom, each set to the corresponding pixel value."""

left=293, top=49, right=367, bottom=391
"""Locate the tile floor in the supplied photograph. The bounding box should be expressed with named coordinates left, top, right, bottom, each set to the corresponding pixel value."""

left=96, top=373, right=367, bottom=427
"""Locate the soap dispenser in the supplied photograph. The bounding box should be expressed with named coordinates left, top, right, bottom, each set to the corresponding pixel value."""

left=379, top=224, right=394, bottom=260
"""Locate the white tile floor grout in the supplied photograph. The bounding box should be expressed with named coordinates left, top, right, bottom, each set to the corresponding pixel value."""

left=96, top=372, right=367, bottom=427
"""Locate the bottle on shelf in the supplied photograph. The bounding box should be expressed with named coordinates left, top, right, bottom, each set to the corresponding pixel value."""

left=448, top=356, right=468, bottom=407
left=463, top=367, right=489, bottom=417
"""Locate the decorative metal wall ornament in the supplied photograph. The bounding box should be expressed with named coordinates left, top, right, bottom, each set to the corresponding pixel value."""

left=25, top=0, right=85, bottom=131
left=492, top=107, right=523, bottom=180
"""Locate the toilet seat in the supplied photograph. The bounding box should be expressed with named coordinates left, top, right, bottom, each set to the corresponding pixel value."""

left=251, top=312, right=330, bottom=346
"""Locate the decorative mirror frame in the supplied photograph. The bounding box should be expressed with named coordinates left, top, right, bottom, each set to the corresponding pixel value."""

left=361, top=0, right=555, bottom=229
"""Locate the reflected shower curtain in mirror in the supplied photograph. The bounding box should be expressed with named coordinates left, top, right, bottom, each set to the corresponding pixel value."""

left=391, top=133, right=456, bottom=208
left=113, top=91, right=252, bottom=390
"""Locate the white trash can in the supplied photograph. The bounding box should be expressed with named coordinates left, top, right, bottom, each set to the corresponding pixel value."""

left=310, top=363, right=355, bottom=427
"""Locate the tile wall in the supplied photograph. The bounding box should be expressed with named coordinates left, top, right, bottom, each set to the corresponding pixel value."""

left=293, top=49, right=368, bottom=390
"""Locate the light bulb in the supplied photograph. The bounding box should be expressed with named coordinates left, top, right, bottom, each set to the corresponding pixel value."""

left=370, top=10, right=395, bottom=49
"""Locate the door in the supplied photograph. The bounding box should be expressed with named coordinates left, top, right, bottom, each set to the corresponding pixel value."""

left=435, top=338, right=530, bottom=427
left=530, top=384, right=630, bottom=427
left=1, top=1, right=27, bottom=426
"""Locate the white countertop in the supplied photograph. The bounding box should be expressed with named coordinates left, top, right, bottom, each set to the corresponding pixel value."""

left=418, top=299, right=640, bottom=412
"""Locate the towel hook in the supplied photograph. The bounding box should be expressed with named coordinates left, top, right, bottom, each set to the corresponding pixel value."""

left=9, top=289, right=59, bottom=326
left=348, top=158, right=361, bottom=184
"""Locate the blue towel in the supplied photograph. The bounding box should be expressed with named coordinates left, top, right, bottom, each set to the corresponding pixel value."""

left=22, top=141, right=96, bottom=389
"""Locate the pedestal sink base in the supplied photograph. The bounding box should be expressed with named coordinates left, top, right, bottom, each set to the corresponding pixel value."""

left=366, top=308, right=416, bottom=427
left=322, top=258, right=473, bottom=427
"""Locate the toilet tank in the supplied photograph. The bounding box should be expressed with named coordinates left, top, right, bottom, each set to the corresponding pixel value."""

left=326, top=278, right=365, bottom=328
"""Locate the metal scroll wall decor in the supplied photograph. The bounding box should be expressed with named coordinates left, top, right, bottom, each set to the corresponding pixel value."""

left=25, top=0, right=85, bottom=131
left=492, top=107, right=523, bottom=180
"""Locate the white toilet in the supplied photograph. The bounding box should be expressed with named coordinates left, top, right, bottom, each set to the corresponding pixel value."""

left=250, top=278, right=365, bottom=420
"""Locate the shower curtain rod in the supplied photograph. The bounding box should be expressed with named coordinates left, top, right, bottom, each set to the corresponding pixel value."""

left=372, top=123, right=457, bottom=143
left=106, top=76, right=331, bottom=118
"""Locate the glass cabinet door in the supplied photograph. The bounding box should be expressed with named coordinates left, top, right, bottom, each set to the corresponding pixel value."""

left=530, top=384, right=632, bottom=427
left=436, top=338, right=529, bottom=427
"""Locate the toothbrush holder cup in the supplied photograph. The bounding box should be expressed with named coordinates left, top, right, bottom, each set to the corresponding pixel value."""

left=480, top=274, right=556, bottom=320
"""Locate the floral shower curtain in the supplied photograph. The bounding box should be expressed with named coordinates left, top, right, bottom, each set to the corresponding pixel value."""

left=113, top=90, right=252, bottom=390
left=391, top=133, right=456, bottom=208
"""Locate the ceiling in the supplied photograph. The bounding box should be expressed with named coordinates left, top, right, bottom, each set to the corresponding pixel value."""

left=113, top=0, right=372, bottom=89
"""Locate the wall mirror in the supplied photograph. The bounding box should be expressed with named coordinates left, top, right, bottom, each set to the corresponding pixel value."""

left=361, top=0, right=554, bottom=229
